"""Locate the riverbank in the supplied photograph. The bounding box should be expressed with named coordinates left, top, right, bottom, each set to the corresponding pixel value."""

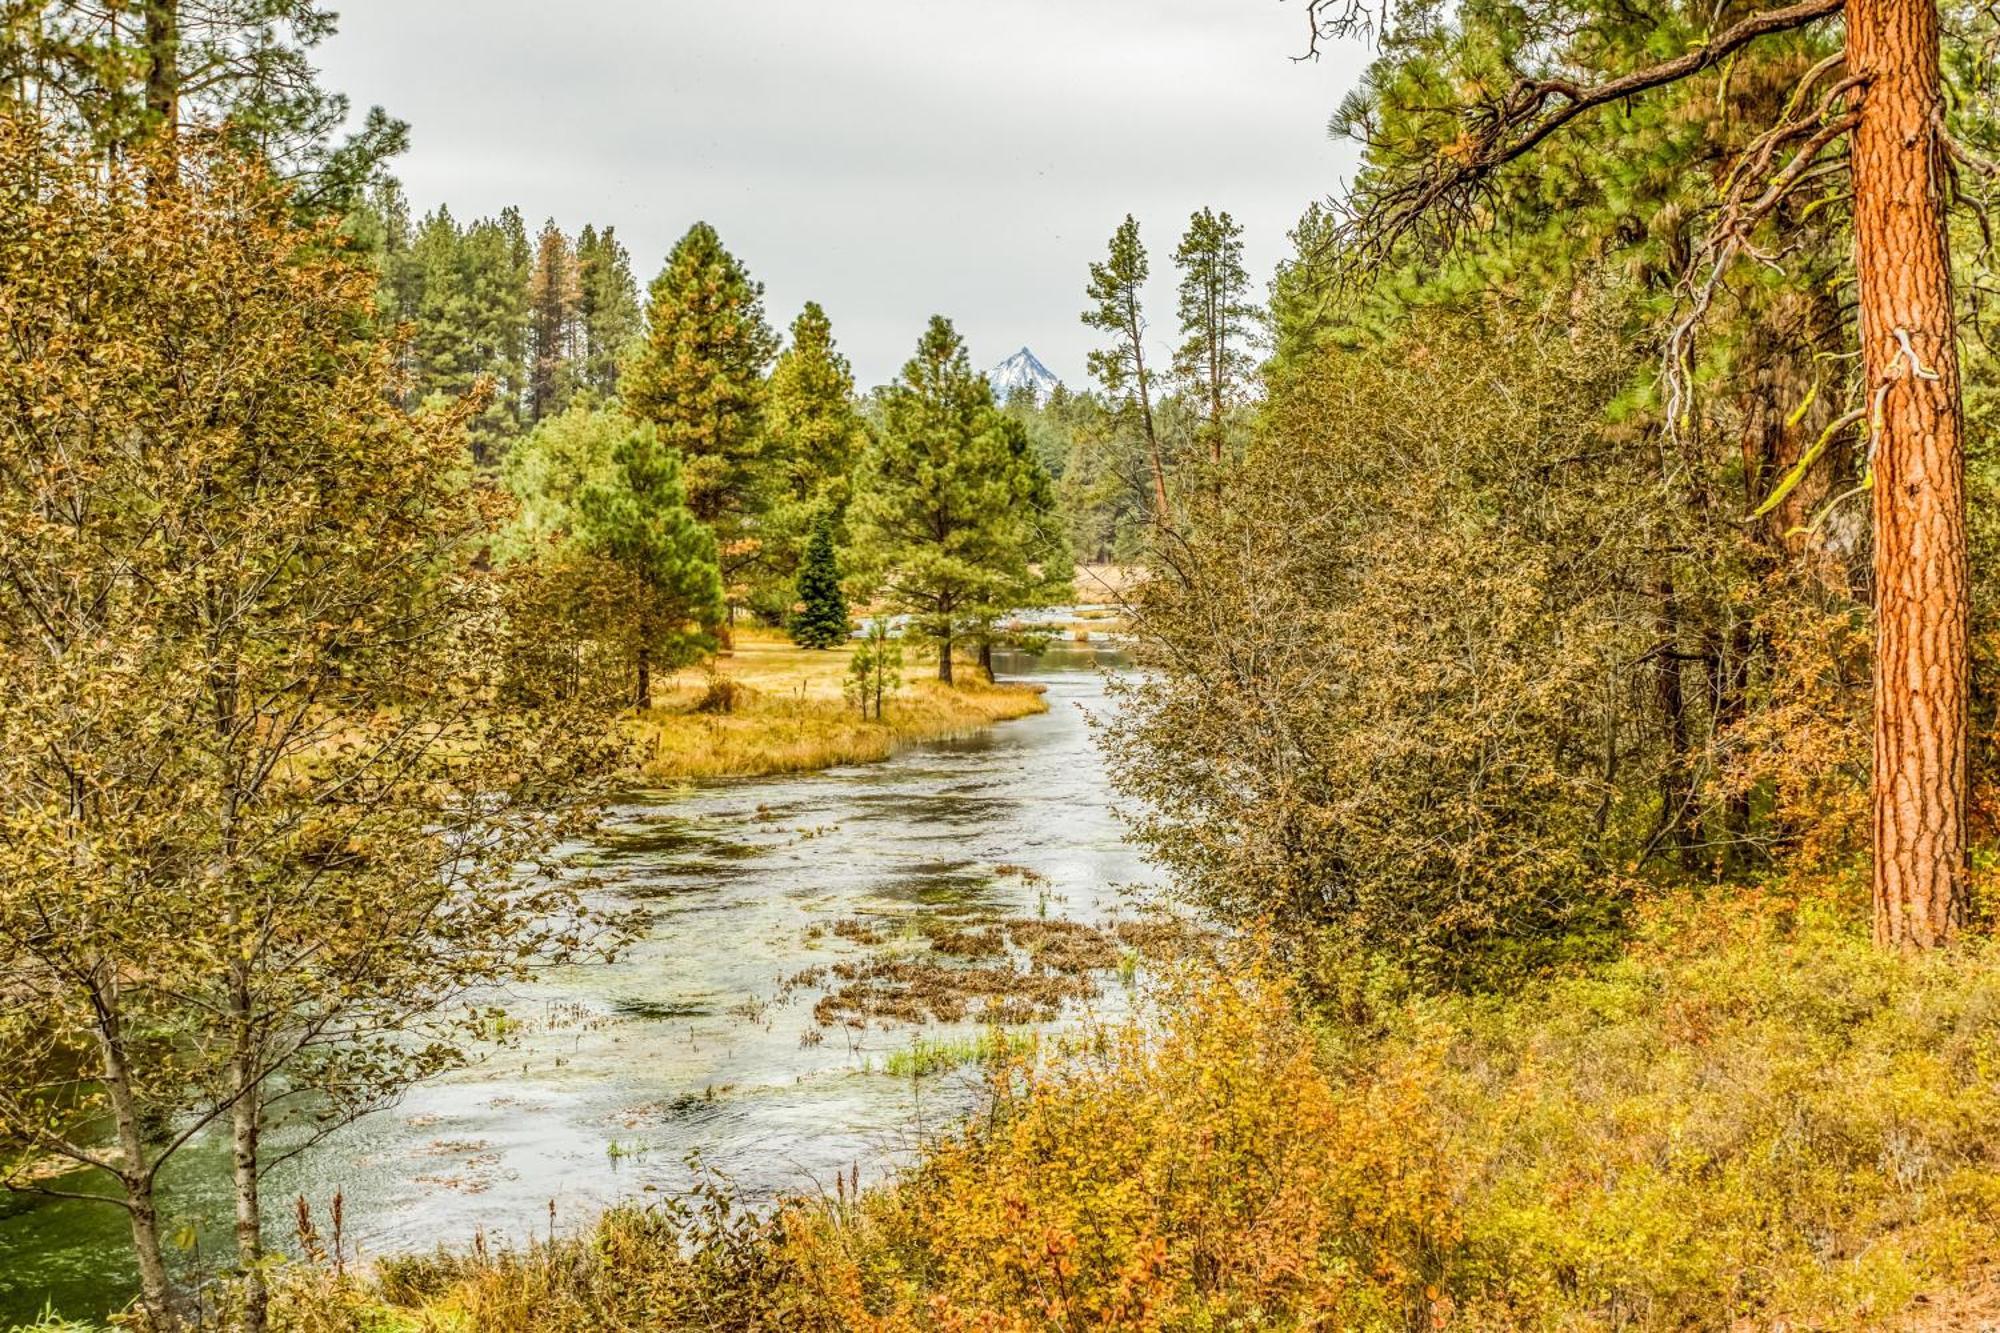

left=635, top=630, right=1048, bottom=781
left=266, top=890, right=2000, bottom=1332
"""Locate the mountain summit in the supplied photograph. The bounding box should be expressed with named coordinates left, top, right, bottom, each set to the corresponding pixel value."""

left=988, top=347, right=1061, bottom=405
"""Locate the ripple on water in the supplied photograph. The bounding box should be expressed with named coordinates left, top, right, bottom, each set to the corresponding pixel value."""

left=0, top=642, right=1167, bottom=1325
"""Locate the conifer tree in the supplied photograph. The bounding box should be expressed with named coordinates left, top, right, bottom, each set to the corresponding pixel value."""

left=758, top=300, right=869, bottom=613
left=790, top=511, right=850, bottom=649
left=847, top=317, right=1053, bottom=684
left=624, top=222, right=780, bottom=604
left=1172, top=208, right=1259, bottom=462
left=6, top=0, right=406, bottom=208
left=403, top=206, right=531, bottom=463
left=1083, top=216, right=1169, bottom=525
left=1307, top=0, right=1987, bottom=946
left=528, top=220, right=581, bottom=423
left=577, top=422, right=725, bottom=710
left=575, top=224, right=642, bottom=402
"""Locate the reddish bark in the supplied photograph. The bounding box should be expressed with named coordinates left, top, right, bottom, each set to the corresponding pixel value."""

left=1848, top=0, right=1969, bottom=947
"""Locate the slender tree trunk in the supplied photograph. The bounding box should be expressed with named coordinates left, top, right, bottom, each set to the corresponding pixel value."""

left=979, top=639, right=995, bottom=682
left=1127, top=301, right=1171, bottom=527
left=937, top=629, right=954, bottom=685
left=1700, top=620, right=1755, bottom=873
left=1652, top=575, right=1701, bottom=873
left=635, top=644, right=652, bottom=712
left=1208, top=280, right=1225, bottom=463
left=230, top=974, right=267, bottom=1333
left=96, top=980, right=178, bottom=1327
left=141, top=0, right=178, bottom=189
left=1848, top=0, right=1968, bottom=948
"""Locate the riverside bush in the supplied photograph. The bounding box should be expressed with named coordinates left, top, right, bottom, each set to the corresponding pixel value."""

left=276, top=893, right=2000, bottom=1331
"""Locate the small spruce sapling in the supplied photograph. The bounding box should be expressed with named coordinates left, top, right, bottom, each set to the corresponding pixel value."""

left=790, top=511, right=850, bottom=648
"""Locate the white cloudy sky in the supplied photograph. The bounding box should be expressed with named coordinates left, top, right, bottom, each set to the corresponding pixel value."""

left=314, top=1, right=1368, bottom=388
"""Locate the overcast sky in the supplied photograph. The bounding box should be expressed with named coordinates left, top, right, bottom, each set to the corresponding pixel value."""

left=314, top=1, right=1368, bottom=389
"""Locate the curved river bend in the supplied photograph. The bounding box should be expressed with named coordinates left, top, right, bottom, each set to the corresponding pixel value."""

left=0, top=643, right=1154, bottom=1323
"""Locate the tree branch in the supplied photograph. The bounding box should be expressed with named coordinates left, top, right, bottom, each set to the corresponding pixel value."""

left=1341, top=0, right=1845, bottom=262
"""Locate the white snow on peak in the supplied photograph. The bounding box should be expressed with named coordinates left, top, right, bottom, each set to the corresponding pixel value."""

left=988, top=346, right=1061, bottom=405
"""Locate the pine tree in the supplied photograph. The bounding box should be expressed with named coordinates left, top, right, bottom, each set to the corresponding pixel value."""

left=1083, top=216, right=1169, bottom=526
left=1172, top=208, right=1259, bottom=463
left=402, top=206, right=531, bottom=464
left=9, top=0, right=407, bottom=208
left=575, top=224, right=642, bottom=402
left=846, top=317, right=1053, bottom=684
left=968, top=413, right=1075, bottom=678
left=790, top=511, right=850, bottom=649
left=528, top=220, right=582, bottom=423
left=1311, top=0, right=1981, bottom=945
left=757, top=300, right=869, bottom=615
left=623, top=222, right=780, bottom=605
left=577, top=422, right=725, bottom=711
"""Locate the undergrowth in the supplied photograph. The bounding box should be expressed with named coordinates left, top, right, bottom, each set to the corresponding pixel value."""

left=270, top=891, right=2000, bottom=1330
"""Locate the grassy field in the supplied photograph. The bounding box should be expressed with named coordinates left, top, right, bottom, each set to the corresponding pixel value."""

left=631, top=630, right=1048, bottom=782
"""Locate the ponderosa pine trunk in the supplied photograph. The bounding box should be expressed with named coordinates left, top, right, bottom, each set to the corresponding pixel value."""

left=1849, top=0, right=1969, bottom=948
left=636, top=644, right=653, bottom=712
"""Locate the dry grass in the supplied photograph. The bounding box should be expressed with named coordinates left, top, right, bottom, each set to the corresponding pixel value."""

left=631, top=630, right=1047, bottom=782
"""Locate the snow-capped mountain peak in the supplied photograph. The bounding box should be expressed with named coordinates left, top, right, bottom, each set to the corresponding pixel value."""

left=988, top=346, right=1061, bottom=405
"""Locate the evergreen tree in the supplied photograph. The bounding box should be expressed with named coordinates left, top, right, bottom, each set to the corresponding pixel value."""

left=624, top=222, right=780, bottom=604
left=501, top=404, right=624, bottom=554
left=1309, top=0, right=1991, bottom=944
left=403, top=206, right=531, bottom=463
left=9, top=0, right=406, bottom=209
left=577, top=422, right=724, bottom=710
left=846, top=316, right=1053, bottom=684
left=528, top=220, right=581, bottom=423
left=969, top=413, right=1075, bottom=678
left=1083, top=216, right=1169, bottom=525
left=575, top=224, right=642, bottom=402
left=757, top=300, right=869, bottom=615
left=1171, top=208, right=1259, bottom=462
left=790, top=511, right=850, bottom=649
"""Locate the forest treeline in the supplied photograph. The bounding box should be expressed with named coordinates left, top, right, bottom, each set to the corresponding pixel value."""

left=342, top=184, right=1266, bottom=573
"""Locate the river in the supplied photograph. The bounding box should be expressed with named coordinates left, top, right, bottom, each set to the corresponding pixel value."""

left=0, top=642, right=1155, bottom=1324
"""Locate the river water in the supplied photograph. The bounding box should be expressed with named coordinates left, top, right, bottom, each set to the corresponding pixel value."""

left=0, top=643, right=1156, bottom=1324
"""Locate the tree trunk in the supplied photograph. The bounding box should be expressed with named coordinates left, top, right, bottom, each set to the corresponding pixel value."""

left=635, top=644, right=652, bottom=712
left=1652, top=574, right=1701, bottom=874
left=123, top=1180, right=176, bottom=1331
left=1128, top=301, right=1172, bottom=527
left=141, top=0, right=179, bottom=190
left=230, top=978, right=267, bottom=1333
left=231, top=1085, right=266, bottom=1330
left=1848, top=0, right=1968, bottom=948
left=938, top=634, right=954, bottom=685
left=96, top=983, right=177, bottom=1327
left=979, top=639, right=995, bottom=682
